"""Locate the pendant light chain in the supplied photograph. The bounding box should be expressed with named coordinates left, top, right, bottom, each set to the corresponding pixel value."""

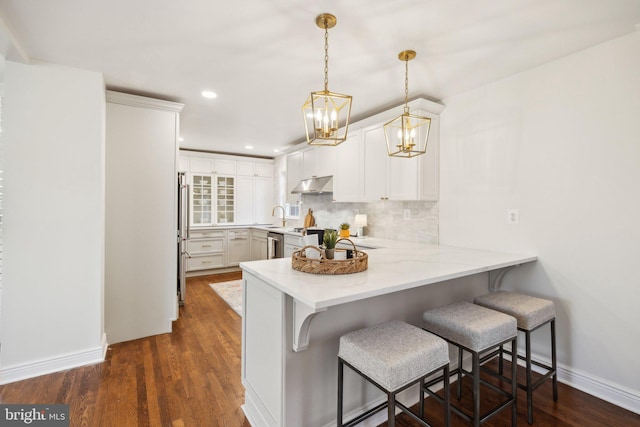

left=323, top=20, right=329, bottom=93
left=404, top=56, right=410, bottom=113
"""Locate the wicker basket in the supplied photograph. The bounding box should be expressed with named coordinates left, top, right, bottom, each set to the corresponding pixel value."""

left=291, top=238, right=368, bottom=275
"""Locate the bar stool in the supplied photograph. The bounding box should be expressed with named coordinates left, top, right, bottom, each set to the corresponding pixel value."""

left=338, top=320, right=450, bottom=427
left=474, top=291, right=557, bottom=424
left=422, top=302, right=518, bottom=427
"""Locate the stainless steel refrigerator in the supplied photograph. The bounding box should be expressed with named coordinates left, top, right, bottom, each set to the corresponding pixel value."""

left=177, top=172, right=189, bottom=305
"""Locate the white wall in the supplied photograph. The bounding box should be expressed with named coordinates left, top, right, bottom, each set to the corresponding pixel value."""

left=439, top=32, right=640, bottom=410
left=1, top=61, right=105, bottom=382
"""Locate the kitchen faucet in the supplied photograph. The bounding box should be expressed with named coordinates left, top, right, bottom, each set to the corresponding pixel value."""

left=272, top=205, right=286, bottom=227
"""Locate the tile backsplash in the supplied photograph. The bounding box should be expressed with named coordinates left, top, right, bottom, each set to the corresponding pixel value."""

left=291, top=193, right=439, bottom=244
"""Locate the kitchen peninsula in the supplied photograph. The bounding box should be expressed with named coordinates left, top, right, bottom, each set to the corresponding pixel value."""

left=239, top=240, right=536, bottom=427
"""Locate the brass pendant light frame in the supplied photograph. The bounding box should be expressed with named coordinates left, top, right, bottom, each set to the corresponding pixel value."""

left=384, top=50, right=431, bottom=158
left=302, top=13, right=352, bottom=146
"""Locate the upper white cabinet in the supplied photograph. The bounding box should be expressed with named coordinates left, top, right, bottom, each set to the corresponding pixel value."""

left=181, top=151, right=274, bottom=226
left=236, top=175, right=273, bottom=225
left=286, top=151, right=303, bottom=204
left=333, top=129, right=363, bottom=202
left=237, top=160, right=274, bottom=177
left=190, top=157, right=236, bottom=175
left=288, top=98, right=443, bottom=202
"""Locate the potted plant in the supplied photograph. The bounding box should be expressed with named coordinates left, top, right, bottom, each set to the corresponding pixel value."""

left=339, top=223, right=350, bottom=238
left=323, top=229, right=338, bottom=259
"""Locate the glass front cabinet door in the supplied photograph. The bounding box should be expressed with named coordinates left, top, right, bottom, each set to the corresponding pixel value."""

left=190, top=174, right=235, bottom=226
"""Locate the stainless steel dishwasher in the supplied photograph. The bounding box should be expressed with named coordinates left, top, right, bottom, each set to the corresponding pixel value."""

left=267, top=231, right=284, bottom=259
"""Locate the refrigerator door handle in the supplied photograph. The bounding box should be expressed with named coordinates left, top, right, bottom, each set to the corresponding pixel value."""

left=185, top=183, right=190, bottom=239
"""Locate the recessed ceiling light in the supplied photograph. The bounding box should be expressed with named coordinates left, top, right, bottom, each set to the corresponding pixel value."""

left=178, top=137, right=184, bottom=142
left=273, top=148, right=280, bottom=153
left=201, top=91, right=217, bottom=99
left=245, top=145, right=254, bottom=150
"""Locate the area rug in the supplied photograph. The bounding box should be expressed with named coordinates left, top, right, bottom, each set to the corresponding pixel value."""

left=209, top=280, right=242, bottom=316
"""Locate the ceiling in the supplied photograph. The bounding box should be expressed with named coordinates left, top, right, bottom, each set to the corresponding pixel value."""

left=1, top=0, right=639, bottom=158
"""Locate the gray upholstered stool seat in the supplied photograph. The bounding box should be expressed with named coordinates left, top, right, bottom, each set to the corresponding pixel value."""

left=338, top=320, right=450, bottom=427
left=422, top=302, right=517, bottom=351
left=422, top=302, right=518, bottom=427
left=474, top=291, right=555, bottom=330
left=474, top=291, right=558, bottom=424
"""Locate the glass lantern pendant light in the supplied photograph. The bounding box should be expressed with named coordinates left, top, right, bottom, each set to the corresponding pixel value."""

left=384, top=50, right=431, bottom=158
left=302, top=14, right=352, bottom=146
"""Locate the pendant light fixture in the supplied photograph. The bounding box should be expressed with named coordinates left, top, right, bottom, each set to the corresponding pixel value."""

left=383, top=50, right=431, bottom=158
left=302, top=14, right=352, bottom=146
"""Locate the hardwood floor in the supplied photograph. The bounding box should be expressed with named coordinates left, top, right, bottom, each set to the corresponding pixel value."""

left=0, top=273, right=637, bottom=427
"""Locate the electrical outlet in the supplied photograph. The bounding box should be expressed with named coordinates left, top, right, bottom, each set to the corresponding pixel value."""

left=404, top=209, right=411, bottom=221
left=507, top=209, right=519, bottom=225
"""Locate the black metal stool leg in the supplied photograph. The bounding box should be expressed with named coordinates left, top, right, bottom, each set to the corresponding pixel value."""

left=337, top=359, right=344, bottom=427
left=388, top=391, right=396, bottom=427
left=419, top=378, right=425, bottom=419
left=512, top=336, right=518, bottom=427
left=551, top=319, right=558, bottom=402
left=443, top=365, right=451, bottom=427
left=499, top=344, right=504, bottom=375
left=526, top=330, right=533, bottom=424
left=473, top=351, right=480, bottom=427
left=457, top=346, right=463, bottom=399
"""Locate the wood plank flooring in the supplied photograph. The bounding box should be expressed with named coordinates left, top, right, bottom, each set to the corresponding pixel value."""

left=0, top=272, right=637, bottom=426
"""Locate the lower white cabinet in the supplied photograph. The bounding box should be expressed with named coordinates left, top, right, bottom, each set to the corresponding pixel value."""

left=284, top=234, right=302, bottom=258
left=186, top=229, right=226, bottom=271
left=227, top=229, right=251, bottom=266
left=251, top=230, right=268, bottom=261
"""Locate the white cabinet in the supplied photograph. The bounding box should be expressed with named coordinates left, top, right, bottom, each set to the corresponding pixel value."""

left=190, top=157, right=236, bottom=175
left=333, top=129, right=363, bottom=202
left=286, top=151, right=303, bottom=204
left=186, top=228, right=226, bottom=271
left=237, top=176, right=274, bottom=225
left=362, top=124, right=389, bottom=201
left=227, top=229, right=251, bottom=266
left=190, top=174, right=235, bottom=226
left=301, top=147, right=336, bottom=179
left=237, top=160, right=274, bottom=178
left=284, top=234, right=302, bottom=258
left=251, top=229, right=269, bottom=261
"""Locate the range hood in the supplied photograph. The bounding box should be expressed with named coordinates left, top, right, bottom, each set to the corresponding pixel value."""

left=291, top=175, right=333, bottom=194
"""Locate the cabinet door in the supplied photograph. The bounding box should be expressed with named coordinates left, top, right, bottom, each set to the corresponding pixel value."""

left=254, top=177, right=274, bottom=224
left=191, top=174, right=213, bottom=226
left=316, top=145, right=337, bottom=178
left=301, top=148, right=319, bottom=178
left=286, top=151, right=303, bottom=204
left=237, top=161, right=255, bottom=176
left=255, top=163, right=273, bottom=178
left=250, top=235, right=268, bottom=261
left=333, top=129, right=363, bottom=202
left=191, top=158, right=213, bottom=173
left=214, top=159, right=236, bottom=175
left=235, top=176, right=254, bottom=225
left=362, top=124, right=388, bottom=201
left=388, top=155, right=420, bottom=200
left=227, top=230, right=251, bottom=266
left=215, top=175, right=235, bottom=224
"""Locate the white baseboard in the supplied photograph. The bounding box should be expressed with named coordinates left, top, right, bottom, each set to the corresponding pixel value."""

left=518, top=350, right=640, bottom=415
left=318, top=351, right=640, bottom=427
left=0, top=336, right=107, bottom=385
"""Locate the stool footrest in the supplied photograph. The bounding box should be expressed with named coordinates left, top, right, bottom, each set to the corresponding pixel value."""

left=343, top=401, right=387, bottom=427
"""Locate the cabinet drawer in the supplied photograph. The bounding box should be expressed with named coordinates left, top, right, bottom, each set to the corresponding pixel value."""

left=187, top=254, right=224, bottom=270
left=190, top=229, right=225, bottom=239
left=188, top=238, right=224, bottom=253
